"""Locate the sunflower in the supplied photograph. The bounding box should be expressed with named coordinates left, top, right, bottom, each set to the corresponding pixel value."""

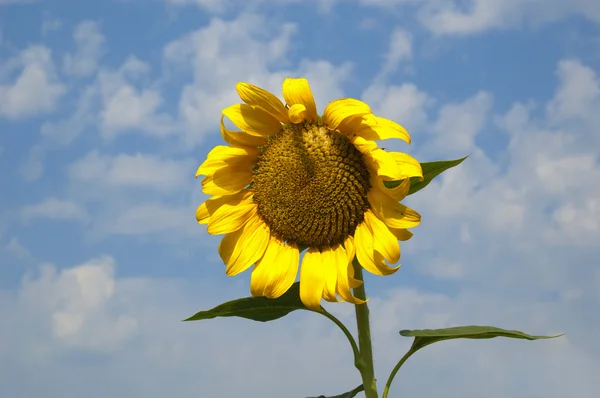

left=196, top=78, right=423, bottom=310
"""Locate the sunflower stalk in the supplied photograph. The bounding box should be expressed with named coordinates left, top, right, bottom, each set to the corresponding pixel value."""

left=352, top=258, right=379, bottom=398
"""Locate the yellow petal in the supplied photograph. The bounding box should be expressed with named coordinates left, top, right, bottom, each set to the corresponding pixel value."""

left=250, top=238, right=299, bottom=299
left=371, top=174, right=410, bottom=202
left=222, top=104, right=282, bottom=137
left=250, top=237, right=282, bottom=297
left=282, top=78, right=317, bottom=122
left=287, top=103, right=307, bottom=124
left=236, top=82, right=290, bottom=123
left=368, top=188, right=421, bottom=229
left=323, top=98, right=372, bottom=131
left=218, top=227, right=243, bottom=265
left=354, top=114, right=411, bottom=144
left=390, top=152, right=423, bottom=179
left=354, top=221, right=383, bottom=276
left=299, top=248, right=326, bottom=310
left=196, top=145, right=258, bottom=177
left=207, top=202, right=257, bottom=235
left=351, top=134, right=378, bottom=154
left=344, top=235, right=355, bottom=262
left=267, top=241, right=300, bottom=298
left=364, top=148, right=404, bottom=180
left=347, top=262, right=362, bottom=289
left=224, top=213, right=270, bottom=276
left=196, top=190, right=253, bottom=224
left=389, top=227, right=413, bottom=241
left=344, top=236, right=362, bottom=289
left=334, top=244, right=365, bottom=304
left=355, top=220, right=400, bottom=276
left=201, top=166, right=252, bottom=195
left=365, top=210, right=400, bottom=264
left=321, top=247, right=340, bottom=303
left=220, top=115, right=266, bottom=147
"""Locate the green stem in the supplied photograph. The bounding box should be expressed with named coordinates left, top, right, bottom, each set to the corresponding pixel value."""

left=381, top=345, right=419, bottom=398
left=319, top=309, right=360, bottom=361
left=352, top=258, right=378, bottom=398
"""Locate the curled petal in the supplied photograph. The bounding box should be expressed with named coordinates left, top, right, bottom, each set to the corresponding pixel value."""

left=323, top=98, right=372, bottom=131
left=368, top=188, right=421, bottom=229
left=354, top=114, right=411, bottom=144
left=347, top=262, right=362, bottom=289
left=222, top=104, right=282, bottom=137
left=282, top=78, right=318, bottom=122
left=364, top=148, right=404, bottom=180
left=220, top=115, right=266, bottom=147
left=365, top=210, right=400, bottom=264
left=288, top=103, right=308, bottom=124
left=371, top=174, right=410, bottom=202
left=344, top=235, right=355, bottom=262
left=389, top=226, right=413, bottom=241
left=351, top=134, right=378, bottom=154
left=236, top=82, right=290, bottom=123
left=334, top=244, right=365, bottom=304
left=355, top=220, right=399, bottom=276
left=344, top=236, right=362, bottom=289
left=389, top=152, right=423, bottom=179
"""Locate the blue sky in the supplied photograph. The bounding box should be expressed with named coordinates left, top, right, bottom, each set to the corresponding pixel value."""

left=1, top=0, right=599, bottom=397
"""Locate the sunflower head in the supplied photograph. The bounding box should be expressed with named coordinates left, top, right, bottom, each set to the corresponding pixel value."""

left=252, top=120, right=371, bottom=248
left=196, top=78, right=423, bottom=310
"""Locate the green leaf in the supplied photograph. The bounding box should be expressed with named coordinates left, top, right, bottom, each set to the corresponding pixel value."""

left=183, top=282, right=306, bottom=322
left=400, top=325, right=563, bottom=351
left=307, top=385, right=364, bottom=398
left=406, top=156, right=468, bottom=196
left=184, top=283, right=361, bottom=363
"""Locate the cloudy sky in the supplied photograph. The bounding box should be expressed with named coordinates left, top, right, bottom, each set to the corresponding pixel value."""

left=1, top=1, right=599, bottom=397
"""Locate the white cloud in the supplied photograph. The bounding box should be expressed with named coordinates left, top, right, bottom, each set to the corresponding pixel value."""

left=163, top=14, right=296, bottom=145
left=41, top=18, right=62, bottom=36
left=63, top=20, right=106, bottom=77
left=163, top=0, right=229, bottom=13
left=20, top=145, right=45, bottom=181
left=109, top=203, right=196, bottom=235
left=294, top=60, right=354, bottom=112
left=18, top=257, right=138, bottom=350
left=98, top=57, right=176, bottom=138
left=39, top=82, right=99, bottom=147
left=0, top=45, right=66, bottom=119
left=403, top=57, right=600, bottom=295
left=418, top=0, right=600, bottom=35
left=22, top=55, right=175, bottom=181
left=163, top=13, right=352, bottom=146
left=65, top=151, right=199, bottom=239
left=0, top=0, right=35, bottom=4
left=418, top=258, right=465, bottom=280
left=0, top=257, right=598, bottom=397
left=2, top=237, right=32, bottom=260
left=546, top=59, right=600, bottom=124
left=21, top=198, right=87, bottom=222
left=361, top=82, right=432, bottom=133
left=428, top=91, right=493, bottom=156
left=378, top=27, right=413, bottom=79
left=68, top=150, right=194, bottom=193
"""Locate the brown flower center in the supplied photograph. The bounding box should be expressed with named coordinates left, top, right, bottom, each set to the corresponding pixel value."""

left=251, top=120, right=371, bottom=248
